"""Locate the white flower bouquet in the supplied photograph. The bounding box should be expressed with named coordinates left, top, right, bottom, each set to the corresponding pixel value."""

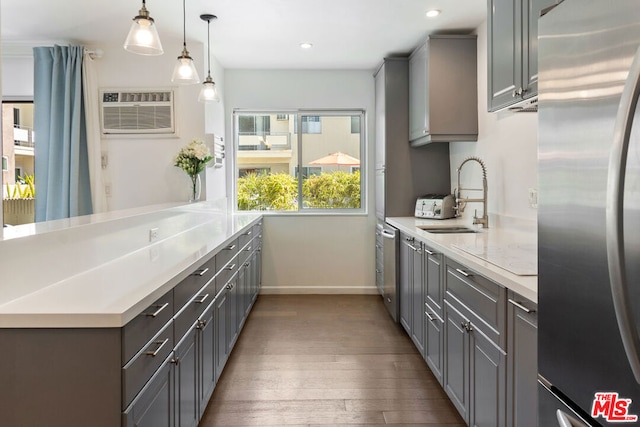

left=174, top=139, right=213, bottom=201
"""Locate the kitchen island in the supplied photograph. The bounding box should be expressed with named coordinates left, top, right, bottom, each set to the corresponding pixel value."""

left=0, top=201, right=263, bottom=427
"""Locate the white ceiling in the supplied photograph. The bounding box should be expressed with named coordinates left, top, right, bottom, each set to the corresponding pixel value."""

left=1, top=0, right=486, bottom=69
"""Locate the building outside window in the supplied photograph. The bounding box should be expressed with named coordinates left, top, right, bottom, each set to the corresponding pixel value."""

left=235, top=110, right=364, bottom=212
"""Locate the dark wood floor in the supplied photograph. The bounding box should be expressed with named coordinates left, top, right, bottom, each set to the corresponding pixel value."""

left=200, top=294, right=465, bottom=426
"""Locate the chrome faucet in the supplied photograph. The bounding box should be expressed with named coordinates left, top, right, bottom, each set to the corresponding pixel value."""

left=454, top=157, right=489, bottom=228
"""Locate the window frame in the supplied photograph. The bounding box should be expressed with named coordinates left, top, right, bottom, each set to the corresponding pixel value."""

left=233, top=109, right=367, bottom=215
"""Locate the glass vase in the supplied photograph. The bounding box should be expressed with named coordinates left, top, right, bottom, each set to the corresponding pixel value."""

left=189, top=174, right=201, bottom=203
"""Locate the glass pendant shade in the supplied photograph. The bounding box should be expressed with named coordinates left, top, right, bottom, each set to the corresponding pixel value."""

left=124, top=2, right=163, bottom=55
left=198, top=77, right=220, bottom=103
left=171, top=51, right=200, bottom=84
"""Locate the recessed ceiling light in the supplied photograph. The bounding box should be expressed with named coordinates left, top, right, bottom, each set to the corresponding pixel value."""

left=300, top=42, right=313, bottom=49
left=426, top=9, right=441, bottom=18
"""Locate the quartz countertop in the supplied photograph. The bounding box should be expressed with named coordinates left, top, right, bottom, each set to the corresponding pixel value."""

left=0, top=202, right=261, bottom=328
left=386, top=217, right=537, bottom=303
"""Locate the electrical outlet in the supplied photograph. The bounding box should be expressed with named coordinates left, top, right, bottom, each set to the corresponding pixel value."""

left=528, top=188, right=538, bottom=209
left=149, top=228, right=159, bottom=243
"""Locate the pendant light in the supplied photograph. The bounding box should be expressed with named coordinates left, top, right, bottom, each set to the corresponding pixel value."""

left=172, top=0, right=200, bottom=84
left=124, top=0, right=163, bottom=56
left=198, top=14, right=220, bottom=103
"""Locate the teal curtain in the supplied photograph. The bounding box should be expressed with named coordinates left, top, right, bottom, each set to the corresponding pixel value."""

left=33, top=45, right=93, bottom=222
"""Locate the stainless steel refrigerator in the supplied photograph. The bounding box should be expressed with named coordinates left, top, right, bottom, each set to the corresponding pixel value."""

left=538, top=0, right=640, bottom=425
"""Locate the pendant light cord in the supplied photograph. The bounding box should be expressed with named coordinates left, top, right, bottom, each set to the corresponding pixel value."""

left=207, top=19, right=211, bottom=76
left=182, top=0, right=187, bottom=49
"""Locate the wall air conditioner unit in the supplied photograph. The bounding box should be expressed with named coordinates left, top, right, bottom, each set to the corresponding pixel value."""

left=100, top=89, right=176, bottom=135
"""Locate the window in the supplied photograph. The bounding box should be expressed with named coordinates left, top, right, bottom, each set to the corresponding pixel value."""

left=235, top=110, right=364, bottom=212
left=2, top=156, right=7, bottom=172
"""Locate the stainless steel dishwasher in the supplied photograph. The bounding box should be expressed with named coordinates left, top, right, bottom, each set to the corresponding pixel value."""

left=380, top=223, right=399, bottom=322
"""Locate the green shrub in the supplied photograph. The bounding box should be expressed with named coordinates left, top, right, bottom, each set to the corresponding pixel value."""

left=237, top=170, right=361, bottom=211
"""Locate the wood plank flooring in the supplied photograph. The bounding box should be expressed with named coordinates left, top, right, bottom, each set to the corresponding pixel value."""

left=200, top=294, right=465, bottom=426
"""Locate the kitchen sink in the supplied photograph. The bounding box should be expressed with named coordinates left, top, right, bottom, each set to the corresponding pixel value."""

left=417, top=225, right=480, bottom=234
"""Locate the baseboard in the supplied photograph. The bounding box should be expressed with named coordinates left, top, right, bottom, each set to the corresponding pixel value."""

left=259, top=285, right=380, bottom=295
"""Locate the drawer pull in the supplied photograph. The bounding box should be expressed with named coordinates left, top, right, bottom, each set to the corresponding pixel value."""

left=408, top=244, right=418, bottom=251
left=196, top=319, right=207, bottom=329
left=386, top=297, right=392, bottom=304
left=144, top=302, right=169, bottom=318
left=245, top=246, right=252, bottom=252
left=425, top=311, right=436, bottom=322
left=455, top=268, right=472, bottom=277
left=145, top=338, right=169, bottom=357
left=226, top=263, right=236, bottom=271
left=194, top=293, right=210, bottom=304
left=226, top=283, right=234, bottom=290
left=194, top=267, right=209, bottom=277
left=424, top=248, right=435, bottom=255
left=508, top=299, right=536, bottom=313
left=225, top=244, right=236, bottom=251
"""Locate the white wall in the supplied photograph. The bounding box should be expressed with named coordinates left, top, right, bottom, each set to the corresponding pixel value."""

left=224, top=69, right=377, bottom=294
left=1, top=41, right=227, bottom=212
left=450, top=20, right=538, bottom=226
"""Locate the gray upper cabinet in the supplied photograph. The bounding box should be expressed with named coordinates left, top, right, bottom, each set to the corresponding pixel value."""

left=487, top=0, right=559, bottom=111
left=374, top=58, right=452, bottom=219
left=409, top=35, right=478, bottom=146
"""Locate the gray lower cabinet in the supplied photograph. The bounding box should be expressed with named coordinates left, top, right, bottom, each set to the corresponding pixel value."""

left=506, top=291, right=538, bottom=427
left=443, top=258, right=507, bottom=427
left=424, top=304, right=444, bottom=386
left=399, top=233, right=413, bottom=334
left=214, top=284, right=229, bottom=382
left=198, top=301, right=216, bottom=419
left=410, top=240, right=425, bottom=356
left=123, top=353, right=175, bottom=427
left=174, top=324, right=199, bottom=427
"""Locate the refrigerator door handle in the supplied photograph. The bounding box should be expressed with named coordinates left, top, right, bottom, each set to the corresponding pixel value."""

left=556, top=410, right=589, bottom=427
left=380, top=229, right=396, bottom=239
left=606, top=45, right=640, bottom=383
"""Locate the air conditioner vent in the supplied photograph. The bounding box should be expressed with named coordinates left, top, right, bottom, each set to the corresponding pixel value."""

left=100, top=89, right=176, bottom=135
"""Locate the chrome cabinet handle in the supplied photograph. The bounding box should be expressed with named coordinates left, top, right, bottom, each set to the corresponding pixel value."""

left=225, top=244, right=236, bottom=251
left=194, top=293, right=209, bottom=304
left=245, top=246, right=252, bottom=252
left=145, top=338, right=169, bottom=357
left=455, top=268, right=472, bottom=277
left=386, top=297, right=392, bottom=304
left=244, top=230, right=252, bottom=236
left=424, top=248, right=435, bottom=255
left=426, top=311, right=436, bottom=322
left=460, top=321, right=473, bottom=332
left=196, top=319, right=207, bottom=329
left=508, top=298, right=536, bottom=314
left=376, top=244, right=382, bottom=249
left=144, top=302, right=169, bottom=318
left=606, top=45, right=640, bottom=384
left=244, top=262, right=250, bottom=267
left=194, top=267, right=209, bottom=277
left=225, top=263, right=236, bottom=271
left=408, top=244, right=418, bottom=251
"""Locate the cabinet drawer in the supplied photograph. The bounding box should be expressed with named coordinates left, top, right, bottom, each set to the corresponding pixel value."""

left=238, top=240, right=254, bottom=265
left=216, top=239, right=238, bottom=272
left=445, top=259, right=506, bottom=348
left=252, top=221, right=263, bottom=238
left=174, top=280, right=214, bottom=341
left=216, top=254, right=239, bottom=294
left=174, top=256, right=216, bottom=310
left=122, top=320, right=174, bottom=409
left=122, top=289, right=174, bottom=365
left=238, top=227, right=254, bottom=248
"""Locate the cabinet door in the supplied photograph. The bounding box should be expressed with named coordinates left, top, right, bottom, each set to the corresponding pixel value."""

left=214, top=290, right=228, bottom=382
left=425, top=308, right=444, bottom=386
left=487, top=0, right=521, bottom=111
left=470, top=326, right=507, bottom=427
left=522, top=0, right=559, bottom=99
left=411, top=243, right=425, bottom=356
left=227, top=279, right=239, bottom=353
left=174, top=326, right=198, bottom=427
left=399, top=234, right=413, bottom=334
left=199, top=301, right=216, bottom=418
left=507, top=295, right=538, bottom=427
left=424, top=247, right=443, bottom=316
left=444, top=302, right=470, bottom=423
left=123, top=354, right=174, bottom=427
left=409, top=42, right=429, bottom=141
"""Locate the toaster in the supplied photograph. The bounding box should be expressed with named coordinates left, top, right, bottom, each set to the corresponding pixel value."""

left=415, top=194, right=456, bottom=219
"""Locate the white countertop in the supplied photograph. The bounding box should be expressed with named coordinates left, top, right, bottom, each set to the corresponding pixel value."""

left=386, top=217, right=537, bottom=303
left=0, top=202, right=261, bottom=328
